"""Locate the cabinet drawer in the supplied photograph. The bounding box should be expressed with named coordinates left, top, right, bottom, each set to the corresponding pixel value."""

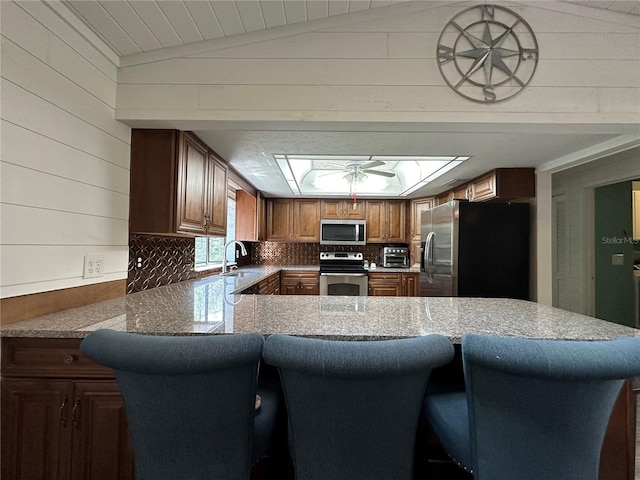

left=1, top=338, right=114, bottom=379
left=281, top=271, right=319, bottom=283
left=368, top=272, right=402, bottom=282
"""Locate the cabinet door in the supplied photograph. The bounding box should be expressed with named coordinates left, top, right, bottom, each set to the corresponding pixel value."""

left=403, top=273, right=419, bottom=297
left=71, top=382, right=134, bottom=480
left=320, top=200, right=342, bottom=219
left=386, top=200, right=406, bottom=242
left=368, top=283, right=403, bottom=296
left=236, top=190, right=257, bottom=241
left=365, top=200, right=385, bottom=242
left=208, top=156, right=228, bottom=236
left=320, top=200, right=365, bottom=219
left=410, top=241, right=422, bottom=268
left=176, top=132, right=209, bottom=235
left=294, top=199, right=320, bottom=242
left=469, top=172, right=496, bottom=201
left=267, top=199, right=294, bottom=241
left=281, top=272, right=319, bottom=295
left=368, top=272, right=403, bottom=296
left=342, top=200, right=365, bottom=219
left=410, top=198, right=435, bottom=242
left=257, top=193, right=267, bottom=241
left=1, top=379, right=73, bottom=480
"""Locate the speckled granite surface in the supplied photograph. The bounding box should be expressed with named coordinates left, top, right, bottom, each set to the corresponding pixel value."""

left=1, top=266, right=636, bottom=342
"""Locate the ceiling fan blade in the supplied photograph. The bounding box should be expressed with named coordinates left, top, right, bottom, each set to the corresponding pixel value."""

left=362, top=169, right=395, bottom=178
left=359, top=160, right=385, bottom=169
left=317, top=170, right=344, bottom=178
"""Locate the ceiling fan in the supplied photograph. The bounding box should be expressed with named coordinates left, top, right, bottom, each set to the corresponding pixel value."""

left=337, top=161, right=396, bottom=182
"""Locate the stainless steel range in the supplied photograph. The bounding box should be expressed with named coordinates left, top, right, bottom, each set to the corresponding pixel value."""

left=319, top=252, right=368, bottom=296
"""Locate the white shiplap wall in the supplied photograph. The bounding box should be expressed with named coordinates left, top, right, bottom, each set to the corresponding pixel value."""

left=0, top=0, right=130, bottom=299
left=551, top=147, right=640, bottom=316
left=115, top=2, right=640, bottom=124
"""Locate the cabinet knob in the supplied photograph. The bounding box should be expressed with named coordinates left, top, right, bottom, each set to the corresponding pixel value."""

left=63, top=354, right=75, bottom=364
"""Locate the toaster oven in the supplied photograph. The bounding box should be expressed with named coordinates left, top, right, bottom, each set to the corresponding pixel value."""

left=381, top=247, right=409, bottom=268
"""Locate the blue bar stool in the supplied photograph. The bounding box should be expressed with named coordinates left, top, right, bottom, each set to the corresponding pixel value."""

left=263, top=334, right=454, bottom=480
left=81, top=330, right=272, bottom=480
left=423, top=333, right=640, bottom=480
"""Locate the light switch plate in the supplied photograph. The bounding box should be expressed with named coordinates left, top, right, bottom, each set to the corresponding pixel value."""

left=612, top=254, right=624, bottom=266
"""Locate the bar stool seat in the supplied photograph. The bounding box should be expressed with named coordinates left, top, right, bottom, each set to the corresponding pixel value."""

left=423, top=334, right=640, bottom=480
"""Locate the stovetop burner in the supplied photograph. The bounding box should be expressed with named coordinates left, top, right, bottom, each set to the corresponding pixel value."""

left=319, top=252, right=366, bottom=274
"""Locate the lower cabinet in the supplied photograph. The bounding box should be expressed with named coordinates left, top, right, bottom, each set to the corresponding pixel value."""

left=368, top=272, right=419, bottom=297
left=259, top=272, right=281, bottom=295
left=1, top=338, right=134, bottom=480
left=280, top=271, right=319, bottom=295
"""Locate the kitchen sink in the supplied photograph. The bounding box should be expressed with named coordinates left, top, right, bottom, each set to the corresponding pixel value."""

left=222, top=271, right=245, bottom=277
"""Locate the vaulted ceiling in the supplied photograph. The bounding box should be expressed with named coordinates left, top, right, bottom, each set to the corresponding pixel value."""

left=60, top=1, right=640, bottom=197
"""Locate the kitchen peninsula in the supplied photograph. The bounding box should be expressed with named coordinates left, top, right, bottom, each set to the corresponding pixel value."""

left=1, top=266, right=636, bottom=341
left=2, top=267, right=639, bottom=480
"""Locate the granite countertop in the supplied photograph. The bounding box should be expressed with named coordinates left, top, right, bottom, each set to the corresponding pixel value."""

left=1, top=266, right=637, bottom=342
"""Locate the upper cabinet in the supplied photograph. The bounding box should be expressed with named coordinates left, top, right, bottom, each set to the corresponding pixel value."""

left=320, top=200, right=365, bottom=220
left=266, top=198, right=294, bottom=241
left=409, top=197, right=436, bottom=243
left=129, top=130, right=228, bottom=236
left=266, top=199, right=320, bottom=242
left=365, top=200, right=406, bottom=243
left=437, top=168, right=535, bottom=205
left=294, top=199, right=321, bottom=242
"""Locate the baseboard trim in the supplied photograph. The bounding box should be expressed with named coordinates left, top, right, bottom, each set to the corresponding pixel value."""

left=1, top=280, right=126, bottom=326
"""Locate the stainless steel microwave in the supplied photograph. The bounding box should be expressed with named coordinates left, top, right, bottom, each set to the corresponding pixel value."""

left=320, top=220, right=366, bottom=246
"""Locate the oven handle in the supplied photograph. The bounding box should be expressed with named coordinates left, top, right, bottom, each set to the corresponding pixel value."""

left=320, top=273, right=368, bottom=277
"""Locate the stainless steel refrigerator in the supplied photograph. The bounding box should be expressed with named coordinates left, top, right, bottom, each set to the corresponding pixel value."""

left=420, top=200, right=530, bottom=299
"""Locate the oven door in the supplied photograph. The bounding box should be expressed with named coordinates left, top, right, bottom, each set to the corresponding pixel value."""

left=319, top=273, right=368, bottom=296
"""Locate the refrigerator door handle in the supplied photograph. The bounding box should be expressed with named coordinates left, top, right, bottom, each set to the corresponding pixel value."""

left=425, top=231, right=435, bottom=284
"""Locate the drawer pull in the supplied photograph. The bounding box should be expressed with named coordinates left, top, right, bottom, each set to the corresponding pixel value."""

left=59, top=395, right=68, bottom=427
left=63, top=354, right=75, bottom=364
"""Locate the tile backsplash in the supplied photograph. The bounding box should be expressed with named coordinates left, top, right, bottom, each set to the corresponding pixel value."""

left=127, top=234, right=212, bottom=294
left=251, top=242, right=383, bottom=266
left=128, top=235, right=388, bottom=293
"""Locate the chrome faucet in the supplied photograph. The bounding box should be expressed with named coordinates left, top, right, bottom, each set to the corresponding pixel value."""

left=221, top=240, right=247, bottom=274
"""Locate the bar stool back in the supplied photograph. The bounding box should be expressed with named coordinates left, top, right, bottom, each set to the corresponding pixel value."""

left=81, top=330, right=265, bottom=480
left=263, top=334, right=454, bottom=480
left=423, top=334, right=640, bottom=480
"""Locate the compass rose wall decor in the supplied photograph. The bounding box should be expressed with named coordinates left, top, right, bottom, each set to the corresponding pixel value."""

left=436, top=4, right=539, bottom=103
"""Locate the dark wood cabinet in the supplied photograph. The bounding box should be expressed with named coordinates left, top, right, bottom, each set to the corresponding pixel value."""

left=294, top=199, right=321, bottom=242
left=403, top=272, right=419, bottom=297
left=320, top=199, right=365, bottom=219
left=236, top=190, right=257, bottom=241
left=129, top=129, right=228, bottom=236
left=1, top=338, right=133, bottom=480
left=266, top=198, right=294, bottom=241
left=280, top=271, right=319, bottom=295
left=368, top=271, right=419, bottom=296
left=365, top=200, right=406, bottom=243
left=266, top=199, right=320, bottom=242
left=436, top=168, right=535, bottom=205
left=258, top=272, right=281, bottom=295
left=409, top=198, right=435, bottom=267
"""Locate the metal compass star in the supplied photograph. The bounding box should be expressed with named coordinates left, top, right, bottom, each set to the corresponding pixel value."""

left=451, top=19, right=523, bottom=89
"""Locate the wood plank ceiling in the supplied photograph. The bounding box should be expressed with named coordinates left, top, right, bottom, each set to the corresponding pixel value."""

left=63, top=0, right=640, bottom=59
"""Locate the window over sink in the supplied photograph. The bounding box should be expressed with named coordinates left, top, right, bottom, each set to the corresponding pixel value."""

left=195, top=191, right=236, bottom=269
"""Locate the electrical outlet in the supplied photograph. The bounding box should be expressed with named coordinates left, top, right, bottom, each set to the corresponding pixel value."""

left=84, top=255, right=104, bottom=278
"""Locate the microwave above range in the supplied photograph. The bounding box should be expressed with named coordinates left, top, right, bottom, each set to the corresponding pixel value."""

left=320, top=220, right=366, bottom=246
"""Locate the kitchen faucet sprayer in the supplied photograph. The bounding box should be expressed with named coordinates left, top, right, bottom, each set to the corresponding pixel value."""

left=222, top=240, right=247, bottom=274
